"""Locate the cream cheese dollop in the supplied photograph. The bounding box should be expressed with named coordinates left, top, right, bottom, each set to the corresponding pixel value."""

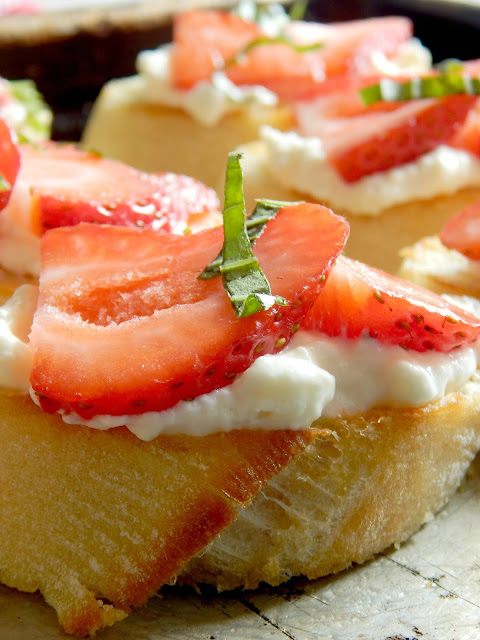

left=260, top=126, right=480, bottom=215
left=0, top=284, right=38, bottom=391
left=57, top=330, right=480, bottom=441
left=136, top=45, right=279, bottom=127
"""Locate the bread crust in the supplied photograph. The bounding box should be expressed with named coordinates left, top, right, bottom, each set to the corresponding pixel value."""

left=0, top=391, right=315, bottom=636
left=183, top=375, right=480, bottom=590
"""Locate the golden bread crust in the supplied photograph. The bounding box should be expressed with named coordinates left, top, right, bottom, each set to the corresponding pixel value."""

left=183, top=376, right=480, bottom=590
left=0, top=391, right=316, bottom=636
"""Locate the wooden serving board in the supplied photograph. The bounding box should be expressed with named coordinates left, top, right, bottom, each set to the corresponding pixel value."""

left=2, top=454, right=480, bottom=640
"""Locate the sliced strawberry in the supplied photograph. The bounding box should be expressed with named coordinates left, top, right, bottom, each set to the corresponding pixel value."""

left=30, top=203, right=349, bottom=419
left=296, top=92, right=476, bottom=182
left=19, top=143, right=220, bottom=233
left=0, top=118, right=21, bottom=211
left=304, top=256, right=480, bottom=352
left=170, top=10, right=261, bottom=90
left=450, top=99, right=480, bottom=157
left=440, top=199, right=480, bottom=259
left=170, top=10, right=412, bottom=101
left=288, top=16, right=412, bottom=78
left=0, top=0, right=39, bottom=14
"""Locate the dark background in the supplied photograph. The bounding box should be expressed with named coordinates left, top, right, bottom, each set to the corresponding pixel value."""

left=0, top=0, right=477, bottom=140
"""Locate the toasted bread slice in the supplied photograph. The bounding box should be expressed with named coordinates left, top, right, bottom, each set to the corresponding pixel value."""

left=81, top=76, right=293, bottom=190
left=183, top=375, right=480, bottom=590
left=0, top=390, right=316, bottom=636
left=399, top=235, right=480, bottom=297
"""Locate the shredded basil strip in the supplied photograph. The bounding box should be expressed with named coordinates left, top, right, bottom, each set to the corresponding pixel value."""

left=232, top=0, right=289, bottom=26
left=0, top=175, right=10, bottom=192
left=199, top=197, right=301, bottom=280
left=289, top=0, right=309, bottom=20
left=222, top=34, right=323, bottom=71
left=199, top=152, right=287, bottom=318
left=435, top=58, right=464, bottom=74
left=7, top=79, right=52, bottom=143
left=360, top=72, right=480, bottom=106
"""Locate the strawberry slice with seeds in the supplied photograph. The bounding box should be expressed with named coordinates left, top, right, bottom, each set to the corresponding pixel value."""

left=296, top=92, right=476, bottom=182
left=0, top=118, right=20, bottom=211
left=440, top=198, right=480, bottom=260
left=19, top=143, right=219, bottom=233
left=30, top=203, right=349, bottom=419
left=304, top=255, right=480, bottom=352
left=170, top=10, right=411, bottom=101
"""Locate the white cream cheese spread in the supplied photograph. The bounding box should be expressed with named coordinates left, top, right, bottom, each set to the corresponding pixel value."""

left=0, top=179, right=40, bottom=276
left=135, top=34, right=430, bottom=129
left=0, top=284, right=38, bottom=391
left=260, top=126, right=480, bottom=215
left=56, top=329, right=480, bottom=441
left=136, top=45, right=279, bottom=127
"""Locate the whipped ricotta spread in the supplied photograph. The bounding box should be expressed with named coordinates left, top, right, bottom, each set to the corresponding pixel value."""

left=56, top=329, right=480, bottom=441
left=261, top=127, right=480, bottom=215
left=135, top=32, right=430, bottom=129
left=369, top=38, right=432, bottom=77
left=0, top=284, right=38, bottom=391
left=136, top=45, right=278, bottom=127
left=0, top=179, right=40, bottom=276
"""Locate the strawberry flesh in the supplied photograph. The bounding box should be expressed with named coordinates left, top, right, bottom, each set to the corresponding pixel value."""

left=304, top=255, right=480, bottom=352
left=20, top=143, right=220, bottom=233
left=331, top=95, right=476, bottom=182
left=0, top=119, right=20, bottom=211
left=440, top=198, right=480, bottom=260
left=170, top=10, right=411, bottom=101
left=30, top=204, right=349, bottom=419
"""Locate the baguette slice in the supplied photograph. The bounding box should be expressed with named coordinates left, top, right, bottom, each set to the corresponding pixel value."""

left=399, top=235, right=480, bottom=297
left=233, top=140, right=480, bottom=274
left=183, top=375, right=480, bottom=590
left=82, top=76, right=293, bottom=190
left=0, top=390, right=316, bottom=636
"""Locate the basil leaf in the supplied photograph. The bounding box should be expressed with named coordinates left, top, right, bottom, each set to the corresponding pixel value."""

left=7, top=79, right=52, bottom=143
left=289, top=0, right=309, bottom=20
left=360, top=72, right=480, bottom=106
left=200, top=152, right=287, bottom=318
left=222, top=34, right=323, bottom=71
left=0, top=175, right=10, bottom=192
left=199, top=197, right=301, bottom=280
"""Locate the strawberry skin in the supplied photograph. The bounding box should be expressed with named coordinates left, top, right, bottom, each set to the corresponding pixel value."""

left=331, top=95, right=477, bottom=182
left=20, top=143, right=219, bottom=233
left=30, top=203, right=349, bottom=419
left=0, top=118, right=20, bottom=211
left=440, top=198, right=480, bottom=260
left=304, top=256, right=480, bottom=352
left=170, top=10, right=411, bottom=101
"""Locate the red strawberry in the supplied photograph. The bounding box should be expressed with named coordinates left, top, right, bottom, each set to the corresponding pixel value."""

left=440, top=198, right=480, bottom=259
left=0, top=118, right=20, bottom=211
left=296, top=92, right=476, bottom=182
left=18, top=143, right=220, bottom=233
left=171, top=10, right=261, bottom=90
left=29, top=203, right=349, bottom=419
left=0, top=0, right=39, bottom=14
left=450, top=98, right=480, bottom=157
left=170, top=10, right=411, bottom=101
left=304, top=255, right=480, bottom=352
